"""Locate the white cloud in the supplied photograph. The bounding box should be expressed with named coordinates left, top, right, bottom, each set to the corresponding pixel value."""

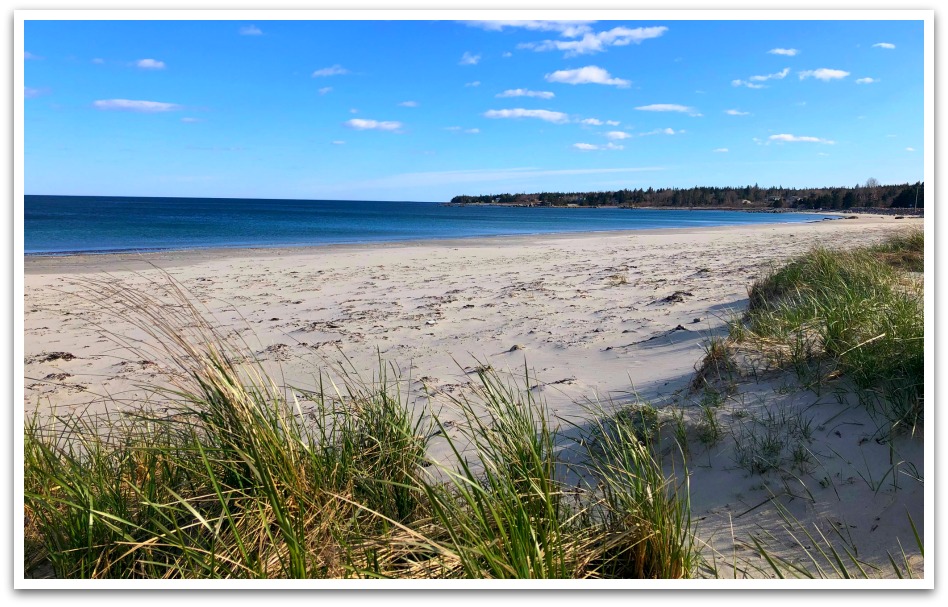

left=91, top=58, right=104, bottom=64
left=768, top=48, right=799, bottom=56
left=798, top=68, right=850, bottom=81
left=350, top=108, right=359, bottom=114
left=545, top=66, right=630, bottom=87
left=239, top=25, right=263, bottom=36
left=605, top=120, right=620, bottom=126
left=445, top=126, right=481, bottom=134
left=463, top=20, right=594, bottom=37
left=732, top=79, right=767, bottom=89
left=497, top=88, right=555, bottom=99
left=93, top=99, right=181, bottom=112
left=520, top=26, right=668, bottom=57
left=484, top=108, right=570, bottom=124
left=769, top=133, right=835, bottom=144
left=906, top=147, right=915, bottom=152
left=732, top=67, right=789, bottom=88
left=855, top=77, right=879, bottom=84
left=573, top=142, right=623, bottom=151
left=713, top=148, right=729, bottom=153
left=581, top=118, right=603, bottom=125
left=24, top=87, right=42, bottom=98
left=502, top=52, right=513, bottom=58
left=465, top=81, right=481, bottom=87
left=332, top=140, right=346, bottom=145
left=635, top=103, right=699, bottom=117
left=399, top=100, right=419, bottom=107
left=312, top=65, right=349, bottom=77
left=180, top=117, right=201, bottom=123
left=605, top=131, right=632, bottom=140
left=640, top=127, right=678, bottom=136
left=459, top=51, right=481, bottom=65
left=24, top=51, right=40, bottom=60
left=318, top=87, right=333, bottom=95
left=136, top=58, right=166, bottom=70
left=750, top=67, right=790, bottom=82
left=725, top=109, right=750, bottom=116
left=873, top=42, right=896, bottom=49
left=345, top=119, right=403, bottom=131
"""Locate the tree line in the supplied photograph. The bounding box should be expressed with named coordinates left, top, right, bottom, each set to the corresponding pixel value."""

left=449, top=180, right=924, bottom=210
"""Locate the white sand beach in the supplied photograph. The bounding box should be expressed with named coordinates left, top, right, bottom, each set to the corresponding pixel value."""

left=23, top=214, right=925, bottom=577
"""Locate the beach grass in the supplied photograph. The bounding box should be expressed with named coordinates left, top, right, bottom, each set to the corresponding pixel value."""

left=736, top=230, right=923, bottom=431
left=24, top=276, right=695, bottom=579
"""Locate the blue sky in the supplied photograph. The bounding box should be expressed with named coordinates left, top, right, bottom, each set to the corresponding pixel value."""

left=23, top=18, right=924, bottom=201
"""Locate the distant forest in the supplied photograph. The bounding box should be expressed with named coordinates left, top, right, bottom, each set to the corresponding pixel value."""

left=450, top=180, right=924, bottom=210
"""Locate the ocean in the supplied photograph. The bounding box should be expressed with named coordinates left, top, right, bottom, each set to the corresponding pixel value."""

left=24, top=195, right=835, bottom=256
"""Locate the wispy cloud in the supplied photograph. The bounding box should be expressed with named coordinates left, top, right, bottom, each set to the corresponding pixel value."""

left=239, top=25, right=263, bottom=36
left=905, top=147, right=915, bottom=152
left=734, top=68, right=788, bottom=88
left=459, top=51, right=481, bottom=65
left=768, top=48, right=799, bottom=56
left=855, top=77, right=879, bottom=84
left=873, top=42, right=896, bottom=49
left=725, top=109, right=750, bottom=116
left=312, top=65, right=349, bottom=77
left=465, top=81, right=481, bottom=87
left=640, top=127, right=678, bottom=136
left=93, top=99, right=182, bottom=112
left=180, top=117, right=202, bottom=123
left=520, top=25, right=668, bottom=57
left=732, top=80, right=766, bottom=89
left=445, top=126, right=480, bottom=134
left=24, top=86, right=44, bottom=98
left=751, top=67, right=790, bottom=81
left=769, top=133, right=835, bottom=144
left=483, top=108, right=570, bottom=124
left=318, top=86, right=333, bottom=95
left=91, top=58, right=105, bottom=64
left=463, top=20, right=594, bottom=38
left=497, top=88, right=555, bottom=99
left=605, top=131, right=632, bottom=140
left=332, top=140, right=346, bottom=145
left=581, top=118, right=621, bottom=126
left=635, top=103, right=700, bottom=116
left=136, top=58, right=166, bottom=70
left=732, top=67, right=789, bottom=88
left=545, top=66, right=630, bottom=87
left=345, top=118, right=402, bottom=131
left=573, top=142, right=624, bottom=151
left=398, top=100, right=419, bottom=107
left=713, top=148, right=729, bottom=153
left=24, top=51, right=41, bottom=60
left=798, top=68, right=850, bottom=81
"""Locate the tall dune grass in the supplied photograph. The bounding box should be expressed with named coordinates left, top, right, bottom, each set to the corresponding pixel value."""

left=739, top=230, right=923, bottom=431
left=24, top=276, right=694, bottom=579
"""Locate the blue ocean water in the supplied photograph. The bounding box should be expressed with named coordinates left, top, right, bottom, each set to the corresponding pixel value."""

left=24, top=195, right=835, bottom=255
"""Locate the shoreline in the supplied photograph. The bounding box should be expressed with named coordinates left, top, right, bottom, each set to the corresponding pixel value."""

left=24, top=214, right=853, bottom=274
left=23, top=214, right=924, bottom=577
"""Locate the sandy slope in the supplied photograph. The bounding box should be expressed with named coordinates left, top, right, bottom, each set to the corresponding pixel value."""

left=22, top=214, right=925, bottom=578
